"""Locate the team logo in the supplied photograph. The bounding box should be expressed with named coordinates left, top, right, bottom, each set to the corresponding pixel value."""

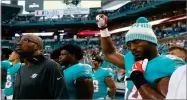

left=30, top=73, right=38, bottom=78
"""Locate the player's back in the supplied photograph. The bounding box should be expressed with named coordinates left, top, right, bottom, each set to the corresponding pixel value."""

left=63, top=63, right=93, bottom=99
left=124, top=52, right=186, bottom=99
left=93, top=67, right=113, bottom=99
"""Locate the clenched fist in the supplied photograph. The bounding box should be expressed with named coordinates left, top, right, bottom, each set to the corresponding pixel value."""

left=96, top=14, right=108, bottom=29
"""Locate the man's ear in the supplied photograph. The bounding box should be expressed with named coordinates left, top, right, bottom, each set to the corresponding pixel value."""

left=180, top=56, right=185, bottom=61
left=72, top=54, right=76, bottom=60
left=34, top=44, right=39, bottom=50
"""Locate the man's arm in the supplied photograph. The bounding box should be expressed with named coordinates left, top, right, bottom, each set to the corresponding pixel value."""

left=130, top=70, right=169, bottom=99
left=76, top=77, right=94, bottom=99
left=138, top=77, right=170, bottom=99
left=48, top=62, right=69, bottom=99
left=104, top=77, right=117, bottom=97
left=129, top=60, right=169, bottom=99
left=96, top=14, right=125, bottom=69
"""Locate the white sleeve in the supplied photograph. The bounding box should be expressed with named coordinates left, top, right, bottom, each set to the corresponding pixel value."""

left=166, top=65, right=186, bottom=99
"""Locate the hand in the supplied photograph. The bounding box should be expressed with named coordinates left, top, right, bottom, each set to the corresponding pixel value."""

left=132, top=59, right=148, bottom=73
left=96, top=14, right=108, bottom=29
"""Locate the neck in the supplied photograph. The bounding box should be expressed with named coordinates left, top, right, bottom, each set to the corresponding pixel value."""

left=148, top=47, right=160, bottom=61
left=23, top=59, right=33, bottom=67
left=11, top=59, right=21, bottom=65
left=65, top=60, right=78, bottom=68
left=93, top=66, right=100, bottom=71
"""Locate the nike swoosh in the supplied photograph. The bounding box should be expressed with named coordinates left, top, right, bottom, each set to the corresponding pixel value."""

left=57, top=77, right=62, bottom=80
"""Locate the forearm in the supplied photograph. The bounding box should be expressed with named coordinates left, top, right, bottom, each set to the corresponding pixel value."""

left=130, top=71, right=165, bottom=99
left=138, top=84, right=165, bottom=99
left=76, top=78, right=94, bottom=99
left=108, top=88, right=116, bottom=97
left=100, top=28, right=116, bottom=55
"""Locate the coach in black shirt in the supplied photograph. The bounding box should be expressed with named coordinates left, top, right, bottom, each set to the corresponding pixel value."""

left=14, top=34, right=68, bottom=99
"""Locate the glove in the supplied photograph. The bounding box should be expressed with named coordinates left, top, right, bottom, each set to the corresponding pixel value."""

left=127, top=59, right=148, bottom=89
left=132, top=59, right=148, bottom=73
left=96, top=14, right=108, bottom=29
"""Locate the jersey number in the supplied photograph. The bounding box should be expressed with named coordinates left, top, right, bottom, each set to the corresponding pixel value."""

left=5, top=75, right=12, bottom=88
left=93, top=80, right=99, bottom=92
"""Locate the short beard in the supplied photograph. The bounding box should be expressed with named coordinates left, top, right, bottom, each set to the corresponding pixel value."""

left=18, top=52, right=35, bottom=63
left=135, top=48, right=152, bottom=61
left=135, top=56, right=144, bottom=61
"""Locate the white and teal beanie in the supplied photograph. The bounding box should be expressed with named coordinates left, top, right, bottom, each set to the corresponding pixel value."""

left=125, top=17, right=158, bottom=45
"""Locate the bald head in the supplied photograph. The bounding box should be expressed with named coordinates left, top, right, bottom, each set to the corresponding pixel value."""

left=22, top=34, right=43, bottom=50
left=169, top=46, right=187, bottom=61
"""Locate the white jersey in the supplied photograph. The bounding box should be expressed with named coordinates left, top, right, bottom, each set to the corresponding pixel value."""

left=166, top=65, right=186, bottom=99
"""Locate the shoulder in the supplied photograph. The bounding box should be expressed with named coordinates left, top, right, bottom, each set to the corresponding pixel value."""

left=43, top=58, right=61, bottom=70
left=102, top=68, right=112, bottom=72
left=152, top=55, right=186, bottom=77
left=101, top=68, right=113, bottom=76
left=8, top=63, right=22, bottom=73
left=162, top=55, right=183, bottom=61
left=75, top=63, right=92, bottom=70
left=73, top=63, right=93, bottom=79
left=1, top=60, right=12, bottom=69
left=159, top=55, right=185, bottom=65
left=78, top=63, right=92, bottom=68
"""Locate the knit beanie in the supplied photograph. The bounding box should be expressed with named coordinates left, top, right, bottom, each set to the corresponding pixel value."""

left=125, top=17, right=158, bottom=45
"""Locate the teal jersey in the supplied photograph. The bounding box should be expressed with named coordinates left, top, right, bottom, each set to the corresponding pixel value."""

left=1, top=60, right=11, bottom=70
left=4, top=63, right=23, bottom=96
left=1, top=60, right=12, bottom=89
left=93, top=67, right=113, bottom=99
left=63, top=63, right=93, bottom=99
left=124, top=51, right=186, bottom=99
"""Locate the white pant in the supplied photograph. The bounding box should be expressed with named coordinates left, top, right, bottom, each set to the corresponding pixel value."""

left=1, top=89, right=5, bottom=99
left=96, top=96, right=111, bottom=100
left=6, top=95, right=13, bottom=99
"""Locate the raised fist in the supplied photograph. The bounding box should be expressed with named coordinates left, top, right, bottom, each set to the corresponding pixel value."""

left=96, top=14, right=108, bottom=29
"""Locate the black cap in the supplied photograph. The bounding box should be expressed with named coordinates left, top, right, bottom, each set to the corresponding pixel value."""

left=92, top=56, right=103, bottom=62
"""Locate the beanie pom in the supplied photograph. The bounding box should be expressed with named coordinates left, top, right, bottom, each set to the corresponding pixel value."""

left=136, top=17, right=149, bottom=23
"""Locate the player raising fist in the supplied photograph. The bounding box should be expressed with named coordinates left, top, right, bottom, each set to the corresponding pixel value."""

left=96, top=14, right=186, bottom=99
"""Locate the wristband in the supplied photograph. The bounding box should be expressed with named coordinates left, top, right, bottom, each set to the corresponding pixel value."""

left=130, top=71, right=147, bottom=89
left=100, top=28, right=110, bottom=37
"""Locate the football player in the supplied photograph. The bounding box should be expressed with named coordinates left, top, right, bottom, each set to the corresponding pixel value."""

left=91, top=55, right=116, bottom=99
left=59, top=44, right=94, bottom=99
left=4, top=51, right=22, bottom=99
left=96, top=14, right=186, bottom=99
